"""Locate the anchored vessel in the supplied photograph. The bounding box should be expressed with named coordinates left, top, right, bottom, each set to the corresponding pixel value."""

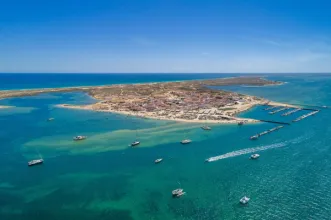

left=238, top=121, right=244, bottom=126
left=73, top=136, right=87, bottom=141
left=28, top=159, right=44, bottom=166
left=155, top=158, right=163, bottom=164
left=172, top=188, right=186, bottom=198
left=240, top=196, right=250, bottom=204
left=250, top=154, right=260, bottom=159
left=130, top=141, right=140, bottom=147
left=201, top=125, right=211, bottom=130
left=181, top=139, right=192, bottom=144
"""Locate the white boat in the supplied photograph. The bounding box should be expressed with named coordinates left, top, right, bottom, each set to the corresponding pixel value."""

left=47, top=118, right=54, bottom=121
left=181, top=139, right=192, bottom=144
left=28, top=159, right=44, bottom=166
left=130, top=141, right=140, bottom=147
left=155, top=158, right=163, bottom=164
left=250, top=135, right=259, bottom=140
left=73, top=136, right=87, bottom=141
left=201, top=125, right=211, bottom=130
left=250, top=154, right=260, bottom=159
left=172, top=188, right=185, bottom=197
left=240, top=196, right=250, bottom=204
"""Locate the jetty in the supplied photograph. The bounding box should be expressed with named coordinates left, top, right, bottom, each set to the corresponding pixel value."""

left=258, top=120, right=290, bottom=125
left=264, top=106, right=278, bottom=111
left=281, top=108, right=302, bottom=116
left=269, top=107, right=289, bottom=115
left=292, top=111, right=319, bottom=122
left=250, top=125, right=284, bottom=140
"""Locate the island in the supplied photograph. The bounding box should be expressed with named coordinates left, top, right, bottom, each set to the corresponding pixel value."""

left=0, top=77, right=287, bottom=124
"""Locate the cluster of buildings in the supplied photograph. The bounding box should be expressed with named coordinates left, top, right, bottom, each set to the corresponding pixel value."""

left=93, top=84, right=261, bottom=121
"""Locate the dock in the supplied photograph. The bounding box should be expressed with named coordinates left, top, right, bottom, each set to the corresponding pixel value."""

left=264, top=106, right=278, bottom=111
left=258, top=119, right=290, bottom=125
left=250, top=125, right=284, bottom=140
left=281, top=108, right=302, bottom=116
left=292, top=111, right=319, bottom=122
left=269, top=107, right=289, bottom=115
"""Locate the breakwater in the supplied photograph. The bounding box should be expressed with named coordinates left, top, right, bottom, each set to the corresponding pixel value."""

left=250, top=125, right=284, bottom=140
left=269, top=107, right=289, bottom=114
left=282, top=108, right=302, bottom=116
left=292, top=111, right=319, bottom=122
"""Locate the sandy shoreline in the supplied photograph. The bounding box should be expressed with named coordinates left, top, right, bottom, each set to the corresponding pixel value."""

left=0, top=105, right=13, bottom=109
left=55, top=103, right=261, bottom=124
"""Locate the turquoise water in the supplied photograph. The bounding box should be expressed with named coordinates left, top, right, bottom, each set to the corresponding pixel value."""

left=1, top=74, right=331, bottom=219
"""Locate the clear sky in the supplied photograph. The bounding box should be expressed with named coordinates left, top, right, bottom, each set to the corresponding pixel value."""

left=1, top=0, right=331, bottom=73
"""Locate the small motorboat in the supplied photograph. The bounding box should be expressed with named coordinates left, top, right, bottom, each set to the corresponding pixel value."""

left=250, top=135, right=259, bottom=140
left=238, top=121, right=244, bottom=125
left=172, top=188, right=185, bottom=198
left=250, top=154, right=260, bottom=159
left=28, top=159, right=44, bottom=166
left=201, top=126, right=211, bottom=130
left=155, top=158, right=163, bottom=164
left=240, top=196, right=250, bottom=205
left=130, top=141, right=140, bottom=147
left=47, top=118, right=54, bottom=121
left=73, top=136, right=87, bottom=141
left=180, top=139, right=192, bottom=144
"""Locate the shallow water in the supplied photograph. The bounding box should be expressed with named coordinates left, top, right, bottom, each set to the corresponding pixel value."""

left=1, top=74, right=331, bottom=219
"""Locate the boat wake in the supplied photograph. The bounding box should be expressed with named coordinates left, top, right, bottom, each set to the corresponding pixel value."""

left=206, top=135, right=311, bottom=162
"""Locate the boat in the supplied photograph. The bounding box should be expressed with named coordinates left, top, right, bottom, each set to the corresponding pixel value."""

left=47, top=118, right=54, bottom=121
left=155, top=158, right=163, bottom=164
left=73, top=136, right=87, bottom=141
left=250, top=154, right=260, bottom=159
left=201, top=125, right=211, bottom=130
left=240, top=196, right=250, bottom=204
left=250, top=135, right=259, bottom=140
left=181, top=139, right=192, bottom=144
left=172, top=188, right=185, bottom=197
left=238, top=121, right=244, bottom=125
left=130, top=141, right=140, bottom=147
left=28, top=159, right=44, bottom=166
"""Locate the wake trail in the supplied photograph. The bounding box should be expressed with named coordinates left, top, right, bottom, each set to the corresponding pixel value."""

left=206, top=134, right=312, bottom=162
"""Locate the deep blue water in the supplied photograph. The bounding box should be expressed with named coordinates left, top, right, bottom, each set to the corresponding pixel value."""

left=0, top=73, right=247, bottom=90
left=1, top=73, right=331, bottom=220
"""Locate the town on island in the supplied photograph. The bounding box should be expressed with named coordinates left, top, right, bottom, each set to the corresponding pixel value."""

left=0, top=77, right=289, bottom=124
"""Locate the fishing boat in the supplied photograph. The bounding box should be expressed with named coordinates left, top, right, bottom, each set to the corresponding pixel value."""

left=73, top=136, right=87, bottom=141
left=240, top=196, right=250, bottom=204
left=28, top=159, right=44, bottom=166
left=155, top=158, right=163, bottom=164
left=250, top=154, right=260, bottom=159
left=181, top=139, right=192, bottom=144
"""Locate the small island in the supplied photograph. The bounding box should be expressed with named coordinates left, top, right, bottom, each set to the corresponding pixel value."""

left=55, top=77, right=285, bottom=124
left=0, top=77, right=287, bottom=124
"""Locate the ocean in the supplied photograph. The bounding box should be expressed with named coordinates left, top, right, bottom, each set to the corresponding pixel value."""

left=0, top=73, right=331, bottom=220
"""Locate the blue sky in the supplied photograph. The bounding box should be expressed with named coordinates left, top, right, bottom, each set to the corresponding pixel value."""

left=1, top=0, right=331, bottom=73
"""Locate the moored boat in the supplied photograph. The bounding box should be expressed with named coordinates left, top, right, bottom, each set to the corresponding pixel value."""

left=130, top=141, right=140, bottom=147
left=181, top=139, right=192, bottom=144
left=73, top=136, right=87, bottom=141
left=250, top=154, right=260, bottom=159
left=28, top=159, right=44, bottom=166
left=201, top=125, right=211, bottom=130
left=155, top=158, right=163, bottom=164
left=172, top=188, right=186, bottom=197
left=240, top=196, right=250, bottom=204
left=238, top=121, right=244, bottom=125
